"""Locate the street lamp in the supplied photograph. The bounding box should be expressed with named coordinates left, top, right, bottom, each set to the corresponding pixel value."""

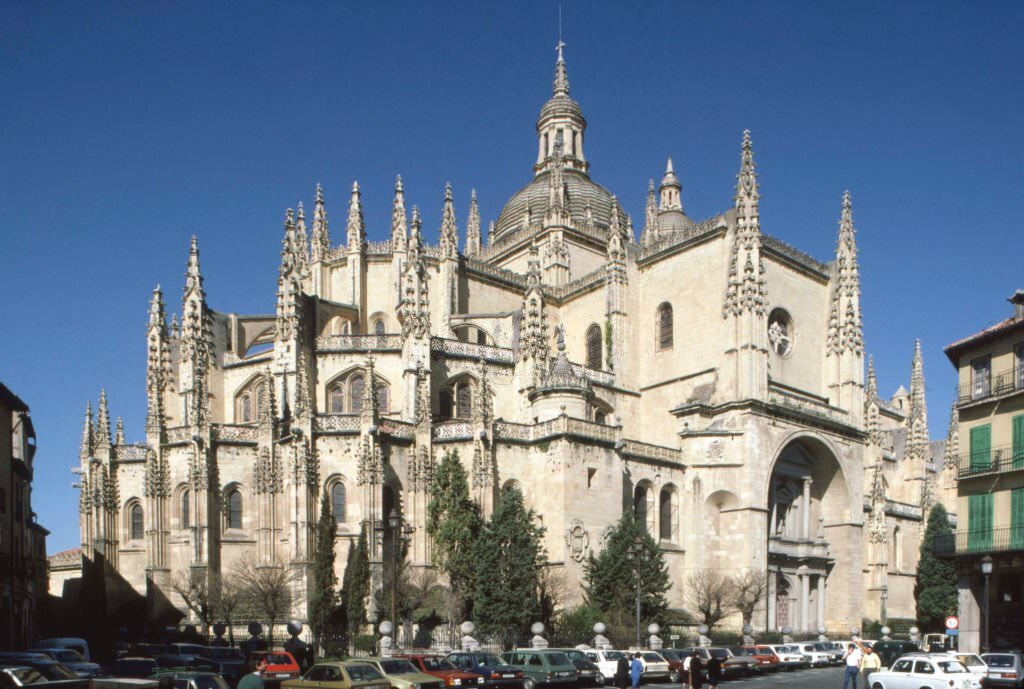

left=980, top=555, right=994, bottom=652
left=386, top=508, right=415, bottom=647
left=626, top=537, right=649, bottom=649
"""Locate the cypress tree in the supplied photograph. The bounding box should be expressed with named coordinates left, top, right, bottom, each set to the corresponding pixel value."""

left=426, top=450, right=482, bottom=620
left=340, top=523, right=370, bottom=650
left=473, top=486, right=547, bottom=646
left=915, top=503, right=958, bottom=632
left=583, top=513, right=670, bottom=634
left=309, top=490, right=337, bottom=655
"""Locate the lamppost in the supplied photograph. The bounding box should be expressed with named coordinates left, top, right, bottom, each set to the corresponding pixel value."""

left=381, top=508, right=415, bottom=647
left=626, top=537, right=649, bottom=649
left=980, top=555, right=994, bottom=652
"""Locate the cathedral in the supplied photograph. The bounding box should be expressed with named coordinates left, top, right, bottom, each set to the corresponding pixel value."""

left=76, top=45, right=955, bottom=636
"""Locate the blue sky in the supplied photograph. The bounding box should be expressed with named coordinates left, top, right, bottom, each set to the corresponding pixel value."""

left=2, top=1, right=1021, bottom=553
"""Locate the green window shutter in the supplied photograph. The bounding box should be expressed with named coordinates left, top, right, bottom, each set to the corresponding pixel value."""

left=968, top=494, right=994, bottom=551
left=1013, top=415, right=1024, bottom=469
left=1012, top=488, right=1024, bottom=549
left=970, top=425, right=992, bottom=472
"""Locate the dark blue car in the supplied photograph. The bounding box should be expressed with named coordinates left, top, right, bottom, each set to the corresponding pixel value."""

left=445, top=652, right=524, bottom=689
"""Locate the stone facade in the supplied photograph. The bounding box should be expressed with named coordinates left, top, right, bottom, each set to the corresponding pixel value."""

left=76, top=46, right=952, bottom=636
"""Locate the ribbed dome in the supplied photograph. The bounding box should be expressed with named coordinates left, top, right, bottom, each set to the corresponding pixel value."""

left=493, top=169, right=625, bottom=243
left=657, top=209, right=695, bottom=234
left=538, top=93, right=584, bottom=125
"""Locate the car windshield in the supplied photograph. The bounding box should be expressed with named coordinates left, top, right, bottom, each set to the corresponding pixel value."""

left=641, top=654, right=661, bottom=662
left=264, top=654, right=293, bottom=666
left=936, top=661, right=968, bottom=673
left=422, top=658, right=456, bottom=671
left=8, top=668, right=46, bottom=685
left=708, top=650, right=728, bottom=659
left=547, top=654, right=570, bottom=665
left=728, top=648, right=747, bottom=656
left=982, top=655, right=1015, bottom=668
left=36, top=664, right=78, bottom=680
left=957, top=655, right=985, bottom=668
left=381, top=661, right=418, bottom=674
left=479, top=655, right=504, bottom=666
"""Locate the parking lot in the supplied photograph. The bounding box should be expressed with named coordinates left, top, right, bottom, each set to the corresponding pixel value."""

left=638, top=665, right=844, bottom=688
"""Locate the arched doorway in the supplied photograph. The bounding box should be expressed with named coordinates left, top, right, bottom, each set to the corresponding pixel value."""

left=766, top=436, right=849, bottom=634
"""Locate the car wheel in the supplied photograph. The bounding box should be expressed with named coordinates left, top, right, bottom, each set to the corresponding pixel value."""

left=668, top=670, right=679, bottom=683
left=522, top=678, right=536, bottom=689
left=871, top=683, right=884, bottom=689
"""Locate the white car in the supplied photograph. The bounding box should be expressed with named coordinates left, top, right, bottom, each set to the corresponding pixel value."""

left=581, top=650, right=628, bottom=685
left=635, top=652, right=670, bottom=681
left=767, top=645, right=808, bottom=670
left=796, top=643, right=832, bottom=667
left=866, top=653, right=982, bottom=689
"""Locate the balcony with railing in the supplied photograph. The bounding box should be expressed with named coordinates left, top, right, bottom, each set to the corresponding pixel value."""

left=932, top=526, right=1024, bottom=556
left=430, top=337, right=515, bottom=364
left=956, top=366, right=1024, bottom=406
left=955, top=443, right=1024, bottom=479
left=315, top=334, right=403, bottom=352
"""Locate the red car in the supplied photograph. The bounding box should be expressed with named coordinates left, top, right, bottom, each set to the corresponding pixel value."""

left=247, top=651, right=302, bottom=682
left=747, top=646, right=781, bottom=672
left=395, top=655, right=485, bottom=688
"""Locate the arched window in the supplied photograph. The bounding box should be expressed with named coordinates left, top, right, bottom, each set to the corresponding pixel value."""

left=377, top=386, right=390, bottom=413
left=892, top=525, right=902, bottom=571
left=439, top=379, right=474, bottom=421
left=455, top=382, right=473, bottom=419
left=331, top=483, right=346, bottom=524
left=226, top=489, right=243, bottom=530
left=373, top=319, right=386, bottom=336
left=586, top=324, right=602, bottom=370
left=659, top=486, right=676, bottom=541
left=439, top=389, right=453, bottom=420
left=328, top=385, right=345, bottom=413
left=181, top=488, right=190, bottom=529
left=349, top=374, right=365, bottom=415
left=633, top=485, right=648, bottom=532
left=129, top=503, right=144, bottom=541
left=235, top=377, right=265, bottom=423
left=595, top=411, right=607, bottom=425
left=657, top=303, right=673, bottom=351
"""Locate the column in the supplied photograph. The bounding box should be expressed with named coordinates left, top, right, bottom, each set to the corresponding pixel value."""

left=799, top=569, right=810, bottom=632
left=801, top=477, right=812, bottom=540
left=767, top=568, right=777, bottom=631
left=816, top=574, right=826, bottom=630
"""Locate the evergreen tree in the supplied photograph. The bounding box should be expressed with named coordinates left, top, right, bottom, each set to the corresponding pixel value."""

left=473, top=487, right=547, bottom=646
left=309, top=490, right=338, bottom=655
left=340, top=523, right=370, bottom=650
left=583, top=513, right=670, bottom=637
left=426, top=450, right=482, bottom=620
left=915, top=503, right=958, bottom=632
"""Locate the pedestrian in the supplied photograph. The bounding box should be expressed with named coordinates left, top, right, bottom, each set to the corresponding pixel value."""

left=680, top=652, right=692, bottom=689
left=841, top=643, right=862, bottom=689
left=704, top=655, right=721, bottom=689
left=615, top=653, right=630, bottom=689
left=630, top=653, right=643, bottom=689
left=687, top=653, right=703, bottom=689
left=859, top=645, right=881, bottom=684
left=238, top=657, right=267, bottom=689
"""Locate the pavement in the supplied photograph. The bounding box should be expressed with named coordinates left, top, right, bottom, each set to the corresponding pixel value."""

left=640, top=666, right=845, bottom=688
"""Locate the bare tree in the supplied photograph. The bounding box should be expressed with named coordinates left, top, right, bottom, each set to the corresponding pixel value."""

left=232, top=556, right=297, bottom=647
left=687, top=568, right=735, bottom=633
left=731, top=569, right=768, bottom=629
left=217, top=577, right=244, bottom=647
left=172, top=569, right=218, bottom=638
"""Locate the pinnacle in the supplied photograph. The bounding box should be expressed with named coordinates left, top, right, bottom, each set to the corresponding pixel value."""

left=666, top=156, right=674, bottom=174
left=444, top=182, right=453, bottom=202
left=395, top=174, right=403, bottom=192
left=648, top=179, right=655, bottom=193
left=842, top=189, right=852, bottom=210
left=315, top=182, right=324, bottom=203
left=352, top=180, right=360, bottom=194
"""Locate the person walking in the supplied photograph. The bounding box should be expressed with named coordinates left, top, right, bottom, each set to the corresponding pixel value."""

left=841, top=643, right=862, bottom=689
left=630, top=653, right=643, bottom=689
left=615, top=654, right=630, bottom=689
left=704, top=655, right=721, bottom=689
left=859, top=645, right=881, bottom=685
left=687, top=653, right=703, bottom=689
left=238, top=657, right=267, bottom=689
left=680, top=652, right=692, bottom=689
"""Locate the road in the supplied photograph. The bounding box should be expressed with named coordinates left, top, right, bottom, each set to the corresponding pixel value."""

left=641, top=666, right=845, bottom=688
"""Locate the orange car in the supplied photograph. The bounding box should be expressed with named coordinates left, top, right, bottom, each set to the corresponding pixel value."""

left=247, top=651, right=302, bottom=682
left=394, top=655, right=484, bottom=688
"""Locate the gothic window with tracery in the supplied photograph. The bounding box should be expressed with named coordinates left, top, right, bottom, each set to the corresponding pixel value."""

left=633, top=484, right=650, bottom=533
left=180, top=488, right=190, bottom=529
left=439, top=379, right=474, bottom=421
left=586, top=324, right=602, bottom=370
left=456, top=381, right=473, bottom=419
left=349, top=374, right=365, bottom=415
left=331, top=482, right=346, bottom=523
left=235, top=377, right=265, bottom=423
left=768, top=308, right=794, bottom=356
left=329, top=385, right=345, bottom=413
left=657, top=303, right=673, bottom=351
left=128, top=502, right=144, bottom=541
left=659, top=485, right=677, bottom=541
left=226, top=489, right=243, bottom=530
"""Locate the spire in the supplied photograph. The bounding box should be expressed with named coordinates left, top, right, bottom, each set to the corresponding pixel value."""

left=362, top=355, right=379, bottom=421
left=391, top=175, right=408, bottom=252
left=439, top=183, right=459, bottom=259
left=115, top=417, right=125, bottom=445
left=866, top=356, right=878, bottom=401
left=399, top=206, right=430, bottom=339
left=146, top=286, right=168, bottom=435
left=311, top=183, right=330, bottom=262
left=723, top=130, right=767, bottom=318
left=487, top=220, right=494, bottom=247
left=641, top=179, right=659, bottom=245
left=346, top=181, right=365, bottom=252
left=553, top=40, right=570, bottom=96
left=183, top=235, right=205, bottom=305
left=865, top=356, right=881, bottom=445
left=908, top=339, right=929, bottom=450
left=408, top=205, right=423, bottom=262
left=80, top=401, right=94, bottom=460
left=96, top=389, right=112, bottom=449
left=943, top=402, right=960, bottom=471
left=279, top=208, right=299, bottom=281
left=520, top=242, right=549, bottom=365
left=294, top=201, right=310, bottom=279
left=465, top=189, right=481, bottom=256
left=607, top=197, right=627, bottom=263
left=181, top=236, right=212, bottom=428
left=828, top=191, right=863, bottom=356
left=659, top=157, right=682, bottom=211
left=148, top=284, right=165, bottom=329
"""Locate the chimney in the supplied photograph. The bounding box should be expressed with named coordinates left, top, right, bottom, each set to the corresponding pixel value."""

left=1010, top=289, right=1024, bottom=319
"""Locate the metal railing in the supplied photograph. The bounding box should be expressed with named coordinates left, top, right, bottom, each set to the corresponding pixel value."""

left=956, top=367, right=1024, bottom=406
left=955, top=443, right=1024, bottom=478
left=932, top=526, right=1024, bottom=556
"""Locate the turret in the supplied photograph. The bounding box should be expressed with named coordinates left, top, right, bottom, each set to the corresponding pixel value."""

left=535, top=42, right=588, bottom=174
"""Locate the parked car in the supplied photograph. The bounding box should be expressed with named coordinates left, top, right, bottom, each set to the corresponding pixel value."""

left=502, top=650, right=577, bottom=689
left=0, top=654, right=79, bottom=682
left=981, top=652, right=1024, bottom=688
left=744, top=646, right=781, bottom=672
left=199, top=647, right=246, bottom=685
left=796, top=643, right=831, bottom=668
left=349, top=657, right=444, bottom=689
left=871, top=640, right=921, bottom=670
left=152, top=670, right=231, bottom=689
left=247, top=652, right=302, bottom=683
left=953, top=653, right=990, bottom=687
left=0, top=666, right=47, bottom=688
left=651, top=649, right=686, bottom=683
left=113, top=657, right=160, bottom=679
left=864, top=653, right=982, bottom=689
left=35, top=639, right=91, bottom=662
left=282, top=662, right=390, bottom=689
left=765, top=645, right=809, bottom=671
left=633, top=652, right=669, bottom=682
left=445, top=651, right=523, bottom=689
left=676, top=648, right=754, bottom=678
left=580, top=650, right=628, bottom=685
left=27, top=648, right=102, bottom=678
left=394, top=655, right=484, bottom=688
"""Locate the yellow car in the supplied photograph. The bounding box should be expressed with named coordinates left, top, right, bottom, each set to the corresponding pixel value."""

left=352, top=658, right=445, bottom=689
left=283, top=661, right=391, bottom=689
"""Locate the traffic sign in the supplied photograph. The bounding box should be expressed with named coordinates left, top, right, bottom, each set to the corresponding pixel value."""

left=946, top=629, right=959, bottom=636
left=945, top=616, right=960, bottom=630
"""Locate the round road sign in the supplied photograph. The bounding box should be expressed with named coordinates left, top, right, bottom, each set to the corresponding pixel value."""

left=945, top=616, right=960, bottom=630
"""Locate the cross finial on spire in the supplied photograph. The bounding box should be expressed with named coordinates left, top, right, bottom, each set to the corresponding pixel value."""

left=553, top=41, right=570, bottom=95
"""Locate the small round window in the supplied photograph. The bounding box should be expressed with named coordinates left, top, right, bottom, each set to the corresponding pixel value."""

left=768, top=308, right=794, bottom=357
